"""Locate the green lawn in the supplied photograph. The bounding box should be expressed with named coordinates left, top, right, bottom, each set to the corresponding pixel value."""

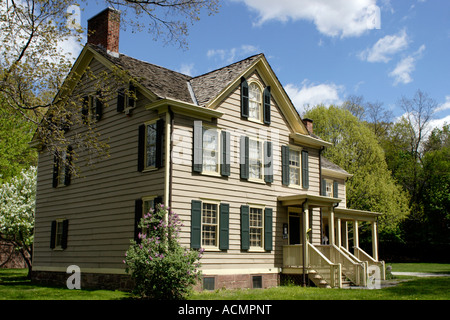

left=1, top=264, right=449, bottom=300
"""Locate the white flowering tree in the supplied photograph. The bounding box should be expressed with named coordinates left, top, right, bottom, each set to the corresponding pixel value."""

left=0, top=166, right=36, bottom=277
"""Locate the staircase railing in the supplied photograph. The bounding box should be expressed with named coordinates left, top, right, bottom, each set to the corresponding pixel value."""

left=354, top=247, right=386, bottom=280
left=339, top=246, right=367, bottom=286
left=307, top=243, right=342, bottom=288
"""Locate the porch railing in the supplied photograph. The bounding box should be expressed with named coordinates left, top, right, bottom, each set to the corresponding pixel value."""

left=354, top=247, right=386, bottom=280
left=282, top=244, right=342, bottom=288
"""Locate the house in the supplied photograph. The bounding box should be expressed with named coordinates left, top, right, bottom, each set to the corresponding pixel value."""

left=31, top=8, right=385, bottom=290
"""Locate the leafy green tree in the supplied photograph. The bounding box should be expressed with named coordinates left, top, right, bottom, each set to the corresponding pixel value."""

left=0, top=166, right=36, bottom=277
left=304, top=105, right=410, bottom=236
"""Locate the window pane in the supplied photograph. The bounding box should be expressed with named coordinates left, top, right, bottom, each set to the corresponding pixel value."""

left=249, top=139, right=262, bottom=179
left=55, top=221, right=64, bottom=247
left=289, top=150, right=300, bottom=185
left=143, top=199, right=154, bottom=215
left=202, top=128, right=218, bottom=172
left=202, top=203, right=218, bottom=247
left=146, top=123, right=157, bottom=167
left=249, top=83, right=261, bottom=120
left=249, top=208, right=263, bottom=248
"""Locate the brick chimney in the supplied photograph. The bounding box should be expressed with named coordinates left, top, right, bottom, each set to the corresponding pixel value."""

left=302, top=118, right=313, bottom=134
left=87, top=8, right=120, bottom=57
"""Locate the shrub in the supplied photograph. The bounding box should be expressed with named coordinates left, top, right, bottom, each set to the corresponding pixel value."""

left=124, top=204, right=202, bottom=299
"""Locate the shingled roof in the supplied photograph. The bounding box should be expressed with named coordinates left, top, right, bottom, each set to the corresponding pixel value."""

left=89, top=44, right=263, bottom=107
left=321, top=157, right=351, bottom=177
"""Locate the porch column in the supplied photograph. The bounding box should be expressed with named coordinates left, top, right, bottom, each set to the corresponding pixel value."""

left=342, top=221, right=349, bottom=250
left=353, top=220, right=359, bottom=248
left=329, top=207, right=335, bottom=246
left=302, top=202, right=309, bottom=287
left=336, top=218, right=341, bottom=248
left=372, top=221, right=379, bottom=261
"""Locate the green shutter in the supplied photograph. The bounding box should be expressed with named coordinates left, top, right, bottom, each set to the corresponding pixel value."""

left=321, top=179, right=327, bottom=196
left=302, top=150, right=309, bottom=189
left=219, top=203, right=229, bottom=250
left=61, top=220, right=69, bottom=250
left=221, top=131, right=230, bottom=176
left=64, top=146, right=73, bottom=186
left=81, top=95, right=89, bottom=124
left=333, top=181, right=339, bottom=198
left=52, top=155, right=59, bottom=188
left=137, top=124, right=145, bottom=172
left=281, top=145, right=290, bottom=186
left=193, top=121, right=203, bottom=173
left=263, top=86, right=271, bottom=124
left=240, top=205, right=250, bottom=250
left=155, top=119, right=165, bottom=168
left=117, top=89, right=125, bottom=112
left=241, top=78, right=249, bottom=118
left=264, top=208, right=273, bottom=251
left=264, top=141, right=273, bottom=183
left=50, top=221, right=56, bottom=249
left=240, top=136, right=249, bottom=179
left=191, top=200, right=202, bottom=249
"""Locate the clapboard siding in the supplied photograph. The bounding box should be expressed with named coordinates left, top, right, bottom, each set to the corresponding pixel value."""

left=33, top=57, right=165, bottom=271
left=171, top=71, right=323, bottom=271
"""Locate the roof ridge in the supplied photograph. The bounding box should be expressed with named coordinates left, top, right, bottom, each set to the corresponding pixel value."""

left=190, top=53, right=264, bottom=81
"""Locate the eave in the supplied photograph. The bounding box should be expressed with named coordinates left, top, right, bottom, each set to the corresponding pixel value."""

left=322, top=168, right=353, bottom=179
left=278, top=194, right=341, bottom=208
left=289, top=132, right=333, bottom=149
left=145, top=98, right=223, bottom=121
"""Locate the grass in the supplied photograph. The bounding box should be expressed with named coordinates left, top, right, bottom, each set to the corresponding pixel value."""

left=0, top=263, right=449, bottom=300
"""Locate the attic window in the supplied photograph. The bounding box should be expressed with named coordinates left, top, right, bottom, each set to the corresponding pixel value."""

left=248, top=82, right=262, bottom=121
left=117, top=83, right=137, bottom=114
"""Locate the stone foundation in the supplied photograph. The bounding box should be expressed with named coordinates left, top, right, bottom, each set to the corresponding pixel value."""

left=195, top=273, right=280, bottom=291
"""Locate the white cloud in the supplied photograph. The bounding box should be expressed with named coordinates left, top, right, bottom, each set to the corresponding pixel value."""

left=178, top=63, right=195, bottom=76
left=236, top=0, right=380, bottom=38
left=389, top=44, right=425, bottom=85
left=359, top=29, right=409, bottom=62
left=207, top=45, right=259, bottom=64
left=285, top=80, right=344, bottom=114
left=436, top=96, right=450, bottom=113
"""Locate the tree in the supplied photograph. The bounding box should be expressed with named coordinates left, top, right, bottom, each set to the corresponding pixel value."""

left=0, top=0, right=219, bottom=176
left=0, top=166, right=36, bottom=277
left=304, top=105, right=410, bottom=236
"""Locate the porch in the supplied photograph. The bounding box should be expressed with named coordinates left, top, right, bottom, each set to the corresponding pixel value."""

left=278, top=194, right=385, bottom=288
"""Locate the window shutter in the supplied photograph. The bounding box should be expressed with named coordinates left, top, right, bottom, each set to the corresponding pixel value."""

left=61, top=220, right=69, bottom=250
left=95, top=96, right=103, bottom=121
left=64, top=146, right=73, bottom=186
left=264, top=208, right=273, bottom=251
left=137, top=124, right=145, bottom=172
left=117, top=89, right=125, bottom=112
left=134, top=199, right=143, bottom=242
left=221, top=131, right=231, bottom=177
left=219, top=203, right=229, bottom=250
left=155, top=119, right=165, bottom=168
left=263, top=86, right=271, bottom=125
left=264, top=141, right=273, bottom=183
left=321, top=179, right=327, bottom=196
left=193, top=121, right=203, bottom=173
left=281, top=145, right=290, bottom=186
left=128, top=83, right=136, bottom=109
left=52, top=154, right=59, bottom=188
left=154, top=196, right=163, bottom=209
left=81, top=95, right=89, bottom=124
left=50, top=221, right=57, bottom=249
left=240, top=136, right=249, bottom=179
left=241, top=78, right=249, bottom=118
left=302, top=150, right=309, bottom=189
left=240, top=205, right=250, bottom=250
left=333, top=181, right=339, bottom=198
left=191, top=200, right=202, bottom=249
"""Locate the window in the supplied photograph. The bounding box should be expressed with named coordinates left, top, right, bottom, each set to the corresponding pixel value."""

left=52, top=146, right=73, bottom=188
left=50, top=219, right=68, bottom=250
left=249, top=207, right=263, bottom=249
left=248, top=82, right=262, bottom=121
left=202, top=202, right=218, bottom=247
left=322, top=179, right=339, bottom=198
left=142, top=197, right=155, bottom=215
left=145, top=121, right=157, bottom=168
left=117, top=83, right=136, bottom=114
left=82, top=94, right=103, bottom=123
left=202, top=127, right=219, bottom=173
left=289, top=149, right=301, bottom=186
left=249, top=139, right=263, bottom=180
left=325, top=179, right=333, bottom=197
left=252, top=276, right=262, bottom=289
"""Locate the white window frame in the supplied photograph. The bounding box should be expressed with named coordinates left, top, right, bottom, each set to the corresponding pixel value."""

left=248, top=81, right=263, bottom=123
left=288, top=146, right=303, bottom=188
left=248, top=137, right=264, bottom=182
left=201, top=200, right=220, bottom=250
left=325, top=179, right=333, bottom=197
left=249, top=204, right=265, bottom=251
left=54, top=219, right=65, bottom=250
left=201, top=126, right=221, bottom=176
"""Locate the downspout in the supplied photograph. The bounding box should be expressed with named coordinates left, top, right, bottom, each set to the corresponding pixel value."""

left=169, top=107, right=174, bottom=208
left=164, top=108, right=172, bottom=209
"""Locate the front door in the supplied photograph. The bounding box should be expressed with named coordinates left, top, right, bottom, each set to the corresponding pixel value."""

left=288, top=208, right=302, bottom=245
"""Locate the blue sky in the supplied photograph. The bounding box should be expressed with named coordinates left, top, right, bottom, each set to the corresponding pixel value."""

left=75, top=0, right=450, bottom=129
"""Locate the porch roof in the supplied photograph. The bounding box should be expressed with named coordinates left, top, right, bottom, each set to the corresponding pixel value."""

left=277, top=194, right=341, bottom=208
left=332, top=207, right=382, bottom=222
